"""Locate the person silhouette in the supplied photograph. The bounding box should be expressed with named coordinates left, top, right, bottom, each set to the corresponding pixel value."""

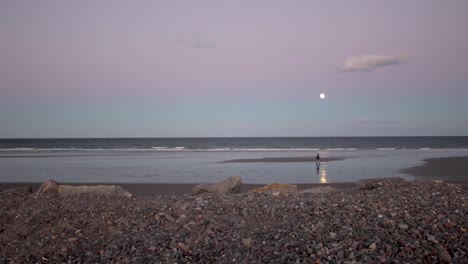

left=316, top=153, right=320, bottom=169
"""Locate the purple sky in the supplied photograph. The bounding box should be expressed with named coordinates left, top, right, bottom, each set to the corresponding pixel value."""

left=1, top=1, right=467, bottom=137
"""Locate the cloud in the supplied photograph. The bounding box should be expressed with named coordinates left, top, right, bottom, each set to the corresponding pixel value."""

left=340, top=54, right=409, bottom=72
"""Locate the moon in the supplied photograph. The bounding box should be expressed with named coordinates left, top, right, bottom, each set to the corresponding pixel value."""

left=320, top=93, right=326, bottom=99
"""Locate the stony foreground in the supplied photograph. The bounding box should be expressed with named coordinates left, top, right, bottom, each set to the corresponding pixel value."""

left=0, top=178, right=467, bottom=263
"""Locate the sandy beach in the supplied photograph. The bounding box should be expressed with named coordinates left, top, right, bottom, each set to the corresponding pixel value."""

left=400, top=156, right=468, bottom=182
left=2, top=156, right=468, bottom=196
left=220, top=157, right=346, bottom=163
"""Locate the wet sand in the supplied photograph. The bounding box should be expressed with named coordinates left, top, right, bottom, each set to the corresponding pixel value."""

left=400, top=156, right=468, bottom=182
left=3, top=156, right=467, bottom=196
left=220, top=156, right=346, bottom=163
left=0, top=182, right=356, bottom=196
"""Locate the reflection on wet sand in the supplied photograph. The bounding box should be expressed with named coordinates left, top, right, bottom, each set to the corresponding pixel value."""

left=316, top=162, right=328, bottom=183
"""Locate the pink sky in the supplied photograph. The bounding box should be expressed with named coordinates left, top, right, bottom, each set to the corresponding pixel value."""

left=1, top=1, right=467, bottom=137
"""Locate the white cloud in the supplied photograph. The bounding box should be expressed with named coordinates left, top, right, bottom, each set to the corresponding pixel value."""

left=340, top=54, right=409, bottom=72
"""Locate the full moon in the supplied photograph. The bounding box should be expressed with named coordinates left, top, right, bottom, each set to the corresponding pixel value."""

left=320, top=93, right=325, bottom=99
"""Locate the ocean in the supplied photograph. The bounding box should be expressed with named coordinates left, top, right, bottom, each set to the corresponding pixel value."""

left=1, top=137, right=468, bottom=184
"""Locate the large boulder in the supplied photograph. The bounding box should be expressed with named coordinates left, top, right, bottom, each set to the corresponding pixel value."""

left=58, top=185, right=133, bottom=197
left=36, top=180, right=59, bottom=195
left=192, top=176, right=243, bottom=195
left=251, top=182, right=298, bottom=194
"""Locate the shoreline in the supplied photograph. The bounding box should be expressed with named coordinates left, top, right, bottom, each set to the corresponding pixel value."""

left=220, top=156, right=346, bottom=163
left=399, top=156, right=468, bottom=182
left=2, top=156, right=468, bottom=196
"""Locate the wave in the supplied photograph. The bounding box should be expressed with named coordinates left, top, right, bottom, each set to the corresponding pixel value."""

left=151, top=147, right=181, bottom=151
left=0, top=147, right=466, bottom=153
left=0, top=147, right=321, bottom=152
left=1, top=148, right=37, bottom=151
left=325, top=148, right=357, bottom=151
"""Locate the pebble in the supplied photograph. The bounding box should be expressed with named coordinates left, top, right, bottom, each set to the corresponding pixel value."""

left=426, top=234, right=437, bottom=243
left=398, top=223, right=408, bottom=230
left=67, top=237, right=78, bottom=243
left=438, top=247, right=452, bottom=263
left=369, top=242, right=377, bottom=252
left=242, top=238, right=253, bottom=248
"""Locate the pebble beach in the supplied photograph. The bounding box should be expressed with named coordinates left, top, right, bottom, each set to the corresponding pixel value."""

left=1, top=178, right=467, bottom=263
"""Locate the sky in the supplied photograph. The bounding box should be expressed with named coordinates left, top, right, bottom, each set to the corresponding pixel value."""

left=1, top=1, right=467, bottom=138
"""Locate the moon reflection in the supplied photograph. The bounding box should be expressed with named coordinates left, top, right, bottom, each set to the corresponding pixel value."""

left=316, top=162, right=328, bottom=183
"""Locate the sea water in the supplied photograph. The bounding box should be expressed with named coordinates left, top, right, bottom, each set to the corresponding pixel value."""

left=1, top=137, right=467, bottom=184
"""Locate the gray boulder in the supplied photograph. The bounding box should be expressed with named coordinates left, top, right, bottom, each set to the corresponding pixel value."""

left=58, top=185, right=133, bottom=197
left=36, top=179, right=59, bottom=195
left=192, top=176, right=243, bottom=195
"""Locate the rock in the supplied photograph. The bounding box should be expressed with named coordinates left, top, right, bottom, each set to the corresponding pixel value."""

left=0, top=186, right=32, bottom=196
left=58, top=185, right=133, bottom=197
left=192, top=176, right=243, bottom=195
left=299, top=186, right=338, bottom=194
left=242, top=238, right=253, bottom=248
left=369, top=242, right=377, bottom=252
left=251, top=182, right=298, bottom=194
left=426, top=234, right=437, bottom=243
left=443, top=220, right=454, bottom=229
left=398, top=223, right=408, bottom=230
left=36, top=180, right=59, bottom=195
left=178, top=242, right=189, bottom=251
left=438, top=247, right=451, bottom=263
